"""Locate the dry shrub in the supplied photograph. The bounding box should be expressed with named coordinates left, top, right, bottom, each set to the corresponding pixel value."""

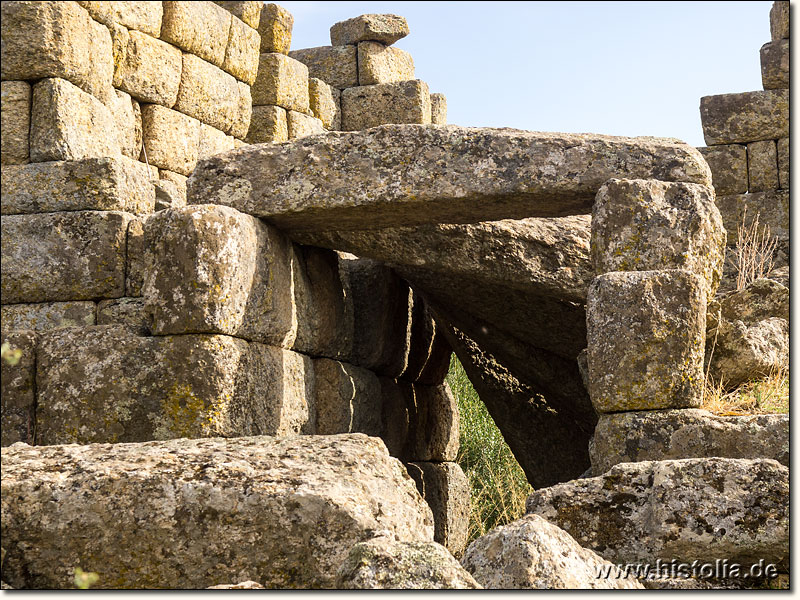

left=728, top=206, right=778, bottom=291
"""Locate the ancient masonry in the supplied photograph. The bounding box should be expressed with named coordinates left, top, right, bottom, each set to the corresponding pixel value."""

left=0, top=1, right=790, bottom=590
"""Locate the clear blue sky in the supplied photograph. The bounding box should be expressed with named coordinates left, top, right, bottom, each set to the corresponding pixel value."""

left=281, top=1, right=774, bottom=147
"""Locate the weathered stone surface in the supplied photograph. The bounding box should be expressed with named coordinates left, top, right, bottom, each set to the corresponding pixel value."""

left=78, top=1, right=163, bottom=36
left=174, top=54, right=241, bottom=134
left=223, top=14, right=260, bottom=85
left=587, top=270, right=705, bottom=413
left=1, top=302, right=96, bottom=332
left=288, top=110, right=325, bottom=139
left=108, top=90, right=142, bottom=160
left=158, top=169, right=188, bottom=202
left=342, top=80, right=431, bottom=130
left=30, top=78, right=120, bottom=162
left=313, top=358, right=381, bottom=436
left=330, top=14, right=410, bottom=46
left=430, top=92, right=447, bottom=125
left=407, top=462, right=470, bottom=557
left=246, top=105, right=289, bottom=143
left=416, top=328, right=452, bottom=386
left=309, top=78, right=341, bottom=130
left=590, top=409, right=789, bottom=475
left=259, top=3, right=293, bottom=54
left=1, top=81, right=30, bottom=165
left=197, top=123, right=235, bottom=161
left=141, top=104, right=201, bottom=176
left=1, top=156, right=154, bottom=215
left=252, top=53, right=310, bottom=112
left=289, top=46, right=358, bottom=90
left=358, top=42, right=415, bottom=85
left=378, top=378, right=413, bottom=458
left=336, top=537, right=480, bottom=589
left=718, top=190, right=789, bottom=243
left=1, top=211, right=132, bottom=304
left=698, top=144, right=747, bottom=195
left=700, top=89, right=788, bottom=145
left=462, top=514, right=643, bottom=589
left=214, top=1, right=262, bottom=29
left=408, top=384, right=459, bottom=462
left=747, top=140, right=778, bottom=192
left=706, top=278, right=789, bottom=388
left=770, top=0, right=789, bottom=41
left=153, top=179, right=185, bottom=210
left=401, top=293, right=436, bottom=382
left=1, top=330, right=37, bottom=446
left=143, top=205, right=296, bottom=346
left=591, top=179, right=725, bottom=298
left=126, top=216, right=146, bottom=296
left=97, top=297, right=149, bottom=334
left=160, top=1, right=231, bottom=68
left=189, top=126, right=711, bottom=230
left=113, top=30, right=182, bottom=107
left=1, top=434, right=435, bottom=589
left=526, top=458, right=789, bottom=569
left=232, top=80, right=253, bottom=139
left=207, top=581, right=265, bottom=590
left=760, top=39, right=789, bottom=90
left=777, top=137, right=788, bottom=189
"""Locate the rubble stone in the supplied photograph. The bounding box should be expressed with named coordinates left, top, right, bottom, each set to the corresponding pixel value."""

left=289, top=46, right=358, bottom=90
left=700, top=89, right=788, bottom=145
left=160, top=1, right=231, bottom=68
left=358, top=42, right=415, bottom=85
left=698, top=144, right=748, bottom=195
left=1, top=81, right=31, bottom=165
left=1, top=302, right=96, bottom=332
left=330, top=14, right=410, bottom=46
left=141, top=104, right=201, bottom=176
left=0, top=330, right=37, bottom=446
left=113, top=30, right=183, bottom=107
left=252, top=53, right=310, bottom=113
left=258, top=3, right=293, bottom=54
left=246, top=105, right=289, bottom=143
left=341, top=80, right=431, bottom=130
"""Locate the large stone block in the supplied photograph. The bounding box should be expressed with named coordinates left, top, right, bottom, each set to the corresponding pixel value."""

left=174, top=54, right=241, bottom=134
left=770, top=0, right=789, bottom=41
left=246, top=105, right=289, bottom=143
left=1, top=434, right=434, bottom=589
left=125, top=216, right=146, bottom=296
left=777, top=137, right=788, bottom=189
left=698, top=144, right=747, bottom=195
left=30, top=78, right=120, bottom=162
left=591, top=179, right=725, bottom=298
left=160, top=1, right=231, bottom=68
left=747, top=140, right=778, bottom=192
left=113, top=29, right=182, bottom=107
left=252, top=53, right=310, bottom=112
left=719, top=190, right=790, bottom=242
left=232, top=80, right=253, bottom=139
left=1, top=211, right=132, bottom=304
left=358, top=42, right=415, bottom=85
left=289, top=46, right=358, bottom=90
left=223, top=14, right=260, bottom=85
left=108, top=90, right=143, bottom=160
left=197, top=123, right=235, bottom=161
left=330, top=14, right=410, bottom=46
left=760, top=39, right=789, bottom=90
left=700, top=89, right=788, bottom=145
left=258, top=3, right=293, bottom=54
left=409, top=383, right=460, bottom=462
left=312, top=358, right=381, bottom=436
left=430, top=92, right=447, bottom=125
left=586, top=270, right=706, bottom=413
left=214, top=1, right=263, bottom=29
left=77, top=1, right=163, bottom=36
left=96, top=297, right=149, bottom=334
left=288, top=110, right=325, bottom=139
left=309, top=78, right=341, bottom=130
left=1, top=81, right=30, bottom=165
left=341, top=80, right=431, bottom=130
left=143, top=205, right=296, bottom=346
left=1, top=330, right=37, bottom=446
left=1, top=302, right=96, bottom=331
left=188, top=126, right=711, bottom=231
left=141, top=104, right=201, bottom=176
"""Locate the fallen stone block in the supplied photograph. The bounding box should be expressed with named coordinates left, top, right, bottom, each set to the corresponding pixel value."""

left=188, top=126, right=711, bottom=231
left=141, top=104, right=201, bottom=176
left=252, top=53, right=310, bottom=112
left=747, top=140, right=778, bottom=192
left=770, top=0, right=789, bottom=40
left=174, top=54, right=241, bottom=134
left=246, top=105, right=289, bottom=143
left=1, top=81, right=30, bottom=165
left=586, top=270, right=706, bottom=413
left=777, top=137, right=788, bottom=189
left=1, top=301, right=96, bottom=332
left=288, top=110, right=325, bottom=138
left=1, top=211, right=132, bottom=304
left=461, top=514, right=643, bottom=589
left=430, top=92, right=447, bottom=125
left=108, top=90, right=142, bottom=160
left=113, top=29, right=182, bottom=107
left=358, top=42, right=415, bottom=85
left=197, top=123, right=236, bottom=161
left=760, top=39, right=789, bottom=90
left=312, top=358, right=381, bottom=436
left=309, top=78, right=341, bottom=130
left=77, top=1, right=163, bottom=36
left=223, top=13, right=261, bottom=85
left=0, top=434, right=434, bottom=589
left=214, top=1, right=263, bottom=29
left=1, top=330, right=37, bottom=446
left=341, top=80, right=431, bottom=130
left=700, top=89, right=788, bottom=145
left=289, top=46, right=358, bottom=90
left=330, top=14, right=410, bottom=46
left=160, top=1, right=231, bottom=68
left=698, top=144, right=747, bottom=196
left=590, top=409, right=789, bottom=475
left=526, top=458, right=789, bottom=569
left=258, top=3, right=293, bottom=54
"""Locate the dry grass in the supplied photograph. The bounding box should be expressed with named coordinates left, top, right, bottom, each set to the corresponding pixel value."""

left=701, top=368, right=789, bottom=416
left=728, top=207, right=778, bottom=291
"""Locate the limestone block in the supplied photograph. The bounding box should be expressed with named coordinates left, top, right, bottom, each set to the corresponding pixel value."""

left=313, top=358, right=381, bottom=436
left=289, top=46, right=358, bottom=90
left=309, top=78, right=341, bottom=130
left=198, top=123, right=235, bottom=161
left=246, top=105, right=288, bottom=143
left=30, top=78, right=120, bottom=162
left=77, top=1, right=163, bottom=36
left=416, top=329, right=453, bottom=386
left=174, top=54, right=241, bottom=134
left=725, top=189, right=790, bottom=240
left=698, top=144, right=747, bottom=195
left=1, top=434, right=434, bottom=589
left=430, top=92, right=447, bottom=125
left=143, top=205, right=296, bottom=347
left=747, top=140, right=778, bottom=192
left=1, top=81, right=30, bottom=165
left=1, top=302, right=96, bottom=331
left=214, top=1, right=263, bottom=29
left=107, top=90, right=142, bottom=160
left=232, top=80, right=253, bottom=139
left=223, top=14, right=260, bottom=84
left=141, top=104, right=201, bottom=176
left=97, top=297, right=150, bottom=334
left=153, top=180, right=185, bottom=211
left=1, top=330, right=37, bottom=446
left=591, top=179, right=725, bottom=299
left=158, top=170, right=188, bottom=204
left=777, top=137, right=788, bottom=189
left=86, top=17, right=116, bottom=105
left=358, top=42, right=415, bottom=85
left=760, top=40, right=789, bottom=90
left=409, top=383, right=460, bottom=462
left=378, top=377, right=412, bottom=458
left=252, top=53, right=310, bottom=112
left=258, top=3, right=293, bottom=54
left=288, top=110, right=325, bottom=139
left=700, top=89, right=788, bottom=145
left=406, top=462, right=470, bottom=558
left=113, top=30, right=182, bottom=107
left=160, top=1, right=231, bottom=68
left=770, top=0, right=789, bottom=40
left=341, top=80, right=432, bottom=130
left=1, top=211, right=132, bottom=304
left=330, top=14, right=410, bottom=46
left=586, top=270, right=706, bottom=413
left=590, top=409, right=789, bottom=475
left=126, top=217, right=146, bottom=296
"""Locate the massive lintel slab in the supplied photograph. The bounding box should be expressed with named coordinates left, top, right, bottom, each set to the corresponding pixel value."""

left=188, top=125, right=711, bottom=231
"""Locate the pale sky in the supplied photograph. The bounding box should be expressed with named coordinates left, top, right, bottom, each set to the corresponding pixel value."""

left=281, top=1, right=776, bottom=147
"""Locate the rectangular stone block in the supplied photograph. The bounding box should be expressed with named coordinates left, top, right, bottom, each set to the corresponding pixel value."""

left=341, top=80, right=432, bottom=131
left=77, top=1, right=163, bottom=36
left=288, top=111, right=325, bottom=139
left=700, top=89, right=788, bottom=145
left=224, top=13, right=261, bottom=85
left=113, top=29, right=182, bottom=107
left=30, top=78, right=120, bottom=162
left=1, top=302, right=96, bottom=331
left=126, top=216, right=146, bottom=297
left=1, top=81, right=31, bottom=165
left=1, top=210, right=132, bottom=304
left=160, top=1, right=231, bottom=68
left=141, top=104, right=201, bottom=176
left=108, top=90, right=143, bottom=160
left=430, top=92, right=447, bottom=125
left=313, top=358, right=382, bottom=436
left=586, top=270, right=706, bottom=413
left=738, top=189, right=789, bottom=239
left=378, top=377, right=412, bottom=458
left=760, top=40, right=789, bottom=90
left=358, top=42, right=414, bottom=85
left=232, top=80, right=253, bottom=140
left=143, top=205, right=296, bottom=346
left=97, top=297, right=150, bottom=334
left=1, top=156, right=156, bottom=215
left=174, top=54, right=241, bottom=134
left=1, top=330, right=37, bottom=446
left=777, top=137, right=788, bottom=189
left=252, top=53, right=310, bottom=112
left=309, top=78, right=341, bottom=130
left=330, top=14, right=409, bottom=47
left=416, top=327, right=453, bottom=386
left=214, top=1, right=263, bottom=29
left=289, top=46, right=358, bottom=90
left=198, top=123, right=236, bottom=161
left=258, top=3, right=293, bottom=54
left=698, top=144, right=747, bottom=195
left=246, top=105, right=289, bottom=143
left=770, top=0, right=789, bottom=40
left=747, top=139, right=778, bottom=192
left=158, top=169, right=188, bottom=204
